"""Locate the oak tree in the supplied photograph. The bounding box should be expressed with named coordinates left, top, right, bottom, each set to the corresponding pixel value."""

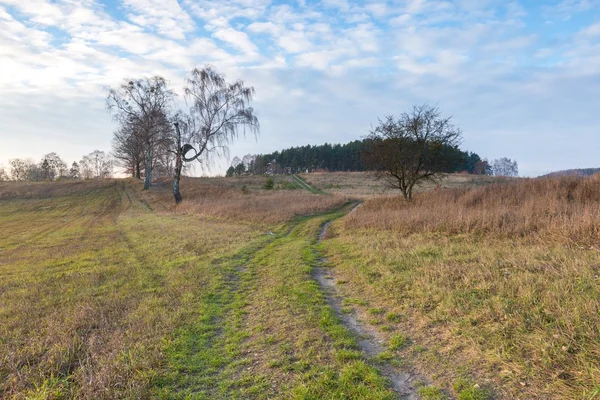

left=362, top=104, right=462, bottom=200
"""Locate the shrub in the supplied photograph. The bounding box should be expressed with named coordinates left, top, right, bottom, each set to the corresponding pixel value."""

left=264, top=177, right=274, bottom=190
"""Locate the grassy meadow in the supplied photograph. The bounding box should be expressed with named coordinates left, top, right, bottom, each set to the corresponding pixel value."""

left=299, top=172, right=509, bottom=198
left=1, top=173, right=599, bottom=399
left=323, top=175, right=600, bottom=399
left=0, top=178, right=390, bottom=399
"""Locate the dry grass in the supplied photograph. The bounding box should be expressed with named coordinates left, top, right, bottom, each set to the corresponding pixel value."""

left=0, top=179, right=260, bottom=399
left=346, top=174, right=600, bottom=243
left=300, top=171, right=508, bottom=198
left=321, top=174, right=600, bottom=399
left=0, top=177, right=369, bottom=399
left=0, top=179, right=111, bottom=200
left=144, top=177, right=348, bottom=225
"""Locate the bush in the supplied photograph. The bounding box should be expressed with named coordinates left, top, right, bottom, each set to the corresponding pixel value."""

left=264, top=177, right=274, bottom=190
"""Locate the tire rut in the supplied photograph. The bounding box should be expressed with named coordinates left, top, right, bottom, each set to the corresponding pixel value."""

left=314, top=203, right=420, bottom=399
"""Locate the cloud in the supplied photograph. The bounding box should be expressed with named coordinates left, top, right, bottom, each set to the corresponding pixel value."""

left=123, top=0, right=196, bottom=40
left=0, top=0, right=599, bottom=177
left=212, top=26, right=259, bottom=57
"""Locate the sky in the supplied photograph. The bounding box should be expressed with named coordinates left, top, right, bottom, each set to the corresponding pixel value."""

left=0, top=0, right=599, bottom=177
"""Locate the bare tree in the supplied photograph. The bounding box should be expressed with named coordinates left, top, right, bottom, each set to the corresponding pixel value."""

left=107, top=77, right=175, bottom=189
left=242, top=154, right=256, bottom=171
left=9, top=158, right=34, bottom=181
left=80, top=150, right=113, bottom=179
left=112, top=118, right=146, bottom=179
left=170, top=66, right=259, bottom=203
left=474, top=159, right=492, bottom=175
left=492, top=157, right=519, bottom=177
left=362, top=104, right=462, bottom=200
left=231, top=156, right=242, bottom=169
left=69, top=162, right=80, bottom=179
left=40, top=152, right=67, bottom=180
left=0, top=165, right=8, bottom=181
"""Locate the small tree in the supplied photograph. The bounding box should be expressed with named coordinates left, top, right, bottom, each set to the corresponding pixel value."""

left=226, top=166, right=235, bottom=177
left=0, top=165, right=8, bottom=181
left=492, top=157, right=518, bottom=177
left=170, top=66, right=259, bottom=203
left=234, top=163, right=246, bottom=176
left=264, top=177, right=274, bottom=190
left=80, top=150, right=113, bottom=179
left=474, top=159, right=492, bottom=175
left=40, top=158, right=52, bottom=180
left=107, top=77, right=175, bottom=189
left=362, top=104, right=462, bottom=200
left=9, top=158, right=34, bottom=181
left=69, top=162, right=80, bottom=179
left=39, top=153, right=67, bottom=180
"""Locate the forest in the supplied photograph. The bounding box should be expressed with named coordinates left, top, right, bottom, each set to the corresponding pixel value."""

left=228, top=139, right=489, bottom=176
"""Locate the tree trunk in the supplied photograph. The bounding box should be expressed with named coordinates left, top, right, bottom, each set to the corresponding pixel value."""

left=135, top=162, right=141, bottom=179
left=143, top=141, right=151, bottom=190
left=173, top=123, right=183, bottom=203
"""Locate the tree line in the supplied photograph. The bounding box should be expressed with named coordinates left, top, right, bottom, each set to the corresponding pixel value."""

left=228, top=104, right=518, bottom=200
left=228, top=140, right=492, bottom=176
left=0, top=150, right=112, bottom=181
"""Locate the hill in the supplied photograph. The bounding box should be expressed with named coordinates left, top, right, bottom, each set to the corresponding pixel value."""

left=298, top=171, right=512, bottom=198
left=544, top=167, right=600, bottom=177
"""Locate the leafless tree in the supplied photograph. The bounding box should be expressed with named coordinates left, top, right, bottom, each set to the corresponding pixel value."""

left=107, top=76, right=175, bottom=189
left=69, top=162, right=80, bottom=179
left=362, top=104, right=462, bottom=200
left=8, top=158, right=35, bottom=181
left=170, top=66, right=259, bottom=203
left=112, top=118, right=146, bottom=179
left=242, top=154, right=256, bottom=171
left=0, top=165, right=8, bottom=181
left=40, top=152, right=67, bottom=180
left=492, top=157, right=519, bottom=177
left=231, top=156, right=242, bottom=169
left=80, top=150, right=113, bottom=179
left=474, top=159, right=492, bottom=175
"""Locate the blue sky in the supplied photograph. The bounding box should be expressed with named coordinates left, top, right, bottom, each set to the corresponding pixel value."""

left=1, top=0, right=599, bottom=176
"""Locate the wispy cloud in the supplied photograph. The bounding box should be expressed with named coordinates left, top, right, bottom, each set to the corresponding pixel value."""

left=0, top=0, right=599, bottom=176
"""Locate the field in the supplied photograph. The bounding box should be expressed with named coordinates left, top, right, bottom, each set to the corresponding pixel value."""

left=1, top=173, right=599, bottom=399
left=298, top=172, right=510, bottom=198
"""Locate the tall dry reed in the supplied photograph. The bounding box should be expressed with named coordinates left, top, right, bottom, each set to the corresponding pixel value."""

left=346, top=174, right=600, bottom=243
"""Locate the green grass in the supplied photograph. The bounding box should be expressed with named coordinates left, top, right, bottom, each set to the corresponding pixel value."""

left=0, top=181, right=395, bottom=399
left=0, top=180, right=262, bottom=398
left=389, top=334, right=409, bottom=351
left=453, top=378, right=491, bottom=400
left=418, top=385, right=447, bottom=400
left=290, top=174, right=326, bottom=195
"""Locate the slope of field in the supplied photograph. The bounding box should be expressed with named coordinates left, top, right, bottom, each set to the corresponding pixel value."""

left=0, top=178, right=392, bottom=399
left=543, top=167, right=600, bottom=177
left=299, top=172, right=510, bottom=198
left=322, top=174, right=600, bottom=399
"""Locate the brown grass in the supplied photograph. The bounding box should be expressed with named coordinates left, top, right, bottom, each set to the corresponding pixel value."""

left=300, top=171, right=509, bottom=198
left=144, top=177, right=348, bottom=225
left=321, top=174, right=600, bottom=398
left=346, top=174, right=600, bottom=243
left=0, top=179, right=112, bottom=199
